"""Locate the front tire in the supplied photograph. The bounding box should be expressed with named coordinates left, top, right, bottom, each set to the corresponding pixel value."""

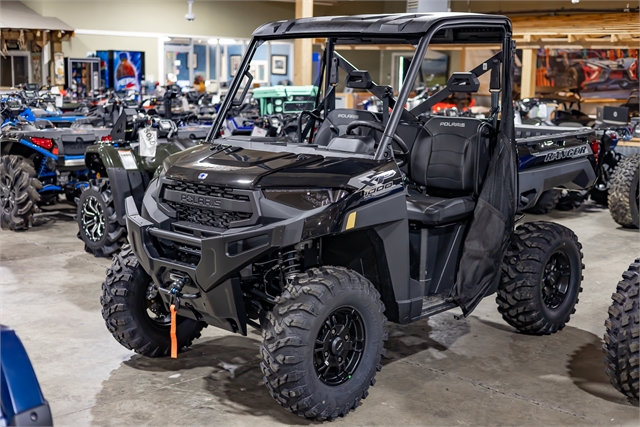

left=498, top=222, right=584, bottom=335
left=608, top=154, right=639, bottom=229
left=101, top=246, right=205, bottom=356
left=603, top=259, right=639, bottom=404
left=0, top=155, right=42, bottom=231
left=77, top=179, right=126, bottom=257
left=260, top=266, right=387, bottom=421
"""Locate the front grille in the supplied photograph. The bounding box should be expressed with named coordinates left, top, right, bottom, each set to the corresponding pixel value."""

left=165, top=182, right=250, bottom=201
left=166, top=201, right=252, bottom=229
left=162, top=181, right=255, bottom=229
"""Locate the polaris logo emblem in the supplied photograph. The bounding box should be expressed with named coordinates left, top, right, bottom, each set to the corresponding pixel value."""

left=180, top=194, right=222, bottom=208
left=544, top=145, right=589, bottom=162
left=440, top=122, right=466, bottom=128
left=337, top=114, right=359, bottom=120
left=198, top=173, right=208, bottom=179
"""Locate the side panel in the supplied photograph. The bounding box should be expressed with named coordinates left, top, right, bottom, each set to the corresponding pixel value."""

left=334, top=191, right=414, bottom=323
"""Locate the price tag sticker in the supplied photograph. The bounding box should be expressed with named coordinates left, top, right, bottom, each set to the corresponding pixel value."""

left=118, top=150, right=138, bottom=170
left=139, top=127, right=158, bottom=157
left=251, top=127, right=268, bottom=137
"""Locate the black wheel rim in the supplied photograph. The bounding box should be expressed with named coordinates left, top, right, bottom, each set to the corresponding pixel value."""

left=81, top=195, right=105, bottom=242
left=314, top=306, right=365, bottom=386
left=542, top=251, right=572, bottom=309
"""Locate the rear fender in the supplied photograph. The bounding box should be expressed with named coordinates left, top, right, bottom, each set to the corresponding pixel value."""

left=518, top=157, right=597, bottom=210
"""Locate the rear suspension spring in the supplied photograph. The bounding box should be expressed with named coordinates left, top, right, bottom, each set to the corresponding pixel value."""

left=37, top=156, right=48, bottom=177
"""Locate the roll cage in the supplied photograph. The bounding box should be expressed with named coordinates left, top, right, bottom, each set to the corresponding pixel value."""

left=207, top=13, right=514, bottom=161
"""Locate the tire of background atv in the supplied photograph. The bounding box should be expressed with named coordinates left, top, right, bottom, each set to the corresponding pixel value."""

left=260, top=266, right=387, bottom=421
left=603, top=259, right=640, bottom=404
left=608, top=154, right=640, bottom=229
left=0, top=155, right=42, bottom=231
left=101, top=246, right=205, bottom=356
left=497, top=221, right=584, bottom=335
left=76, top=179, right=127, bottom=257
left=524, top=190, right=560, bottom=215
left=556, top=191, right=585, bottom=211
left=590, top=188, right=609, bottom=206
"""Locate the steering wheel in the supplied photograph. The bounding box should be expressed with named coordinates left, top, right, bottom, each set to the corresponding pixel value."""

left=346, top=121, right=409, bottom=167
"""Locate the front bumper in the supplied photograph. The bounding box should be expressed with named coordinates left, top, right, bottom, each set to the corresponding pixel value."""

left=125, top=196, right=298, bottom=335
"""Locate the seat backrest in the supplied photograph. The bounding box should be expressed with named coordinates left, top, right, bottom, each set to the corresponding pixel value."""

left=409, top=116, right=490, bottom=197
left=314, top=109, right=380, bottom=146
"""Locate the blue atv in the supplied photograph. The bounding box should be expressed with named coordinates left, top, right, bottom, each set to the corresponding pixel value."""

left=0, top=325, right=53, bottom=426
left=0, top=94, right=111, bottom=230
left=18, top=84, right=85, bottom=128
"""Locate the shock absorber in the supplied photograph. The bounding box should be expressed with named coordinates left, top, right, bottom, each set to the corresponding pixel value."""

left=37, top=156, right=48, bottom=177
left=281, top=248, right=301, bottom=284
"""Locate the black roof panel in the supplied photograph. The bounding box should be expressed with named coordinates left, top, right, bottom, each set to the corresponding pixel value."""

left=252, top=13, right=511, bottom=42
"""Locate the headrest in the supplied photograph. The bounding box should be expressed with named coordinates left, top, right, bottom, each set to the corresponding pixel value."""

left=325, top=109, right=379, bottom=126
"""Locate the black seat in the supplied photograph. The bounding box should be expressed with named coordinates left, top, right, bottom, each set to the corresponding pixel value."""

left=406, top=116, right=490, bottom=225
left=406, top=190, right=476, bottom=224
left=314, top=109, right=380, bottom=146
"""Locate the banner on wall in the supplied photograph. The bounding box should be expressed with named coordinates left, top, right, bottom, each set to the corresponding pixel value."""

left=534, top=49, right=638, bottom=100
left=31, top=53, right=42, bottom=83
left=53, top=52, right=65, bottom=86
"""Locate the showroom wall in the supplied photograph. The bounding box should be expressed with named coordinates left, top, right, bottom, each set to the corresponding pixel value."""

left=20, top=0, right=405, bottom=86
left=450, top=0, right=635, bottom=12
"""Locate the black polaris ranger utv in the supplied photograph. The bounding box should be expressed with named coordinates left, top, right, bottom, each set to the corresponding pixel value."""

left=102, top=13, right=592, bottom=421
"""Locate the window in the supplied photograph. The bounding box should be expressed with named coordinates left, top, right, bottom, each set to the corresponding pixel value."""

left=0, top=52, right=30, bottom=88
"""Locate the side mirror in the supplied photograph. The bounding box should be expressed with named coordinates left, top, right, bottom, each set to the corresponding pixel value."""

left=446, top=72, right=480, bottom=93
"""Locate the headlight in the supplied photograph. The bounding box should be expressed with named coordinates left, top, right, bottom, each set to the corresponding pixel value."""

left=153, top=162, right=167, bottom=180
left=263, top=188, right=348, bottom=210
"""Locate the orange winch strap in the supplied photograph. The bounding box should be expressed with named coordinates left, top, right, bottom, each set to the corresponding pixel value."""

left=170, top=304, right=178, bottom=359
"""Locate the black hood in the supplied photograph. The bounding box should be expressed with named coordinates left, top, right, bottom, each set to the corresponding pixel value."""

left=164, top=144, right=383, bottom=189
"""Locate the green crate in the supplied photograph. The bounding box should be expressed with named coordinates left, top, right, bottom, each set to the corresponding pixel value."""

left=252, top=85, right=318, bottom=115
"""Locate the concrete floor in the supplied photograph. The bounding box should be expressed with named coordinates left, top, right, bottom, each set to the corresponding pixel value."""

left=1, top=202, right=639, bottom=426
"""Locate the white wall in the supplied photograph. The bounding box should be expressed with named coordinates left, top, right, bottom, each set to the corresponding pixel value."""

left=22, top=0, right=296, bottom=83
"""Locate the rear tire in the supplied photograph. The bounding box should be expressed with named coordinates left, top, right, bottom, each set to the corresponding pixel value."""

left=608, top=154, right=640, bottom=229
left=260, top=266, right=387, bottom=421
left=524, top=190, right=559, bottom=215
left=77, top=179, right=126, bottom=257
left=101, top=246, right=205, bottom=356
left=0, top=155, right=42, bottom=231
left=556, top=191, right=585, bottom=211
left=603, top=259, right=639, bottom=404
left=498, top=222, right=584, bottom=335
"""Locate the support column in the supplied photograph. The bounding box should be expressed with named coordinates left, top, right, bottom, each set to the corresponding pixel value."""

left=293, top=0, right=313, bottom=86
left=520, top=48, right=537, bottom=99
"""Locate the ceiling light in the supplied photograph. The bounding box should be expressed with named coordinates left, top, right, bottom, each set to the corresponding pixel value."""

left=218, top=38, right=237, bottom=45
left=207, top=38, right=218, bottom=45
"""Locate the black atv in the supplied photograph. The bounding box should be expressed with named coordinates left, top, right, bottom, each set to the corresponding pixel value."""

left=77, top=111, right=201, bottom=256
left=101, top=14, right=594, bottom=420
left=603, top=259, right=639, bottom=404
